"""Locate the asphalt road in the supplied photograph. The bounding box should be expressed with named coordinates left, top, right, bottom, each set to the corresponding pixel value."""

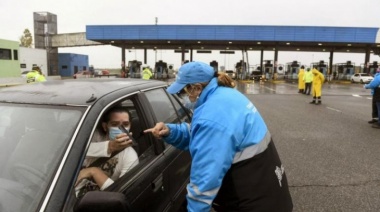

left=239, top=81, right=380, bottom=212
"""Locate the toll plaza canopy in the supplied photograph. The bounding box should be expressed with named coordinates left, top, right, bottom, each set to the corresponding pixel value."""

left=86, top=25, right=380, bottom=54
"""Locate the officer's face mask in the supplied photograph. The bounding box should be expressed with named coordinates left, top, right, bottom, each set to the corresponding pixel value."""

left=108, top=127, right=123, bottom=140
left=180, top=85, right=199, bottom=111
left=182, top=95, right=196, bottom=111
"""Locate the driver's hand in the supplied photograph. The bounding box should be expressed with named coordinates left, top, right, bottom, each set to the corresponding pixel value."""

left=108, top=133, right=133, bottom=154
left=144, top=122, right=170, bottom=139
left=75, top=167, right=94, bottom=187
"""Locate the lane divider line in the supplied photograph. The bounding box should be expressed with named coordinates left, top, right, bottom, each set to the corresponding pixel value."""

left=326, top=107, right=342, bottom=113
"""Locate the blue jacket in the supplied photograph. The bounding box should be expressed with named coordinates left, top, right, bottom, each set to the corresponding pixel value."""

left=164, top=78, right=269, bottom=211
left=365, top=73, right=380, bottom=100
left=366, top=73, right=380, bottom=95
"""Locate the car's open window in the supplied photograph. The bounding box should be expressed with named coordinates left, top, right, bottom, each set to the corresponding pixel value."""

left=169, top=94, right=192, bottom=123
left=144, top=88, right=180, bottom=123
left=75, top=96, right=157, bottom=197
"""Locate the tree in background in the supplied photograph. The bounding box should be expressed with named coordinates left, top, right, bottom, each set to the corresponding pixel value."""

left=20, top=28, right=33, bottom=47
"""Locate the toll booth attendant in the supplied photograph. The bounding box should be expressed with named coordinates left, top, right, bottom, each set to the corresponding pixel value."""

left=145, top=61, right=293, bottom=212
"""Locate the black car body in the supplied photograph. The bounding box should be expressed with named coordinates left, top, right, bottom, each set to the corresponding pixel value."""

left=0, top=79, right=192, bottom=212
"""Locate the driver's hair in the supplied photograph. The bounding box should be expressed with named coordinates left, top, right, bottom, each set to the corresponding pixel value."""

left=97, top=106, right=131, bottom=136
left=102, top=106, right=131, bottom=124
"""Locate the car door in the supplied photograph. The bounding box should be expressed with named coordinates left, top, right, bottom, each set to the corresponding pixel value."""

left=56, top=90, right=169, bottom=212
left=353, top=73, right=359, bottom=82
left=140, top=88, right=192, bottom=212
left=110, top=87, right=191, bottom=212
left=54, top=85, right=190, bottom=212
left=94, top=92, right=172, bottom=212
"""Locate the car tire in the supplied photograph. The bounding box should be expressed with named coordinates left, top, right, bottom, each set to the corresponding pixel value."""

left=351, top=79, right=354, bottom=83
left=360, top=79, right=363, bottom=84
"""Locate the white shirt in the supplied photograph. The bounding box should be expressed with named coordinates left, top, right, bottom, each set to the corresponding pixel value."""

left=85, top=131, right=139, bottom=190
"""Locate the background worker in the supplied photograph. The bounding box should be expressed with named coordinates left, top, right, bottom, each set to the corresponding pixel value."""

left=298, top=65, right=306, bottom=93
left=145, top=61, right=293, bottom=212
left=303, top=68, right=313, bottom=95
left=364, top=68, right=380, bottom=127
left=26, top=66, right=46, bottom=83
left=142, top=64, right=153, bottom=80
left=310, top=68, right=325, bottom=105
left=367, top=68, right=380, bottom=124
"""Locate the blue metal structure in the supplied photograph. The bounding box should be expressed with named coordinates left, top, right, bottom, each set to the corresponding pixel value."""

left=85, top=25, right=380, bottom=78
left=87, top=25, right=379, bottom=44
left=58, top=53, right=89, bottom=77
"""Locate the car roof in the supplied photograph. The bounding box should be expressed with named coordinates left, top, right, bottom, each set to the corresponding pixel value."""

left=0, top=79, right=167, bottom=106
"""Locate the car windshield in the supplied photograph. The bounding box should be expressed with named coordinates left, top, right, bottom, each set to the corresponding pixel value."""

left=0, top=103, right=85, bottom=212
left=360, top=73, right=369, bottom=76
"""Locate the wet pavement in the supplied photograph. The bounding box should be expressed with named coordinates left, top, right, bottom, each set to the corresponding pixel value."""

left=234, top=80, right=379, bottom=212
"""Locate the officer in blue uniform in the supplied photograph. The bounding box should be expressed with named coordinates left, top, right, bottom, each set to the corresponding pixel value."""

left=145, top=61, right=293, bottom=212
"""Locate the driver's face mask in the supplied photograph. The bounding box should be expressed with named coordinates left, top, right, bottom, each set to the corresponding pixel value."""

left=108, top=127, right=123, bottom=140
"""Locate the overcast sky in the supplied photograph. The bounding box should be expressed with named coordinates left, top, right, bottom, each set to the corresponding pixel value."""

left=1, top=0, right=380, bottom=70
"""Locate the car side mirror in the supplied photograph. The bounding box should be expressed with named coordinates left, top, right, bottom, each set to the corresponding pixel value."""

left=74, top=191, right=131, bottom=212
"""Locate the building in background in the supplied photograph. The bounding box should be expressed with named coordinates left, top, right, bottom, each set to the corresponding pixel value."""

left=58, top=53, right=89, bottom=77
left=0, top=39, right=20, bottom=77
left=19, top=47, right=48, bottom=76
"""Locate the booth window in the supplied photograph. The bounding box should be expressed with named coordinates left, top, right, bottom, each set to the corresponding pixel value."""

left=0, top=48, right=11, bottom=60
left=13, top=50, right=18, bottom=60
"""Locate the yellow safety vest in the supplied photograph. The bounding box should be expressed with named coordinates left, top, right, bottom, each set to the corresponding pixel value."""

left=26, top=71, right=46, bottom=83
left=142, top=68, right=153, bottom=80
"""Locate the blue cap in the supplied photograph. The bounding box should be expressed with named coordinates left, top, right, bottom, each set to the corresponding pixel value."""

left=167, top=61, right=215, bottom=94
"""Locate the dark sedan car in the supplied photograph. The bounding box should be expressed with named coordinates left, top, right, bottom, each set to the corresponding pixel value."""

left=0, top=79, right=192, bottom=212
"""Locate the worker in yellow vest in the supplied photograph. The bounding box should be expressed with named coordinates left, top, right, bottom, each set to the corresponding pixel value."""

left=142, top=65, right=153, bottom=80
left=26, top=66, right=46, bottom=83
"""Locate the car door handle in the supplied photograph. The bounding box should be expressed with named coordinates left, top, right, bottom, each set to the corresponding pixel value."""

left=151, top=173, right=164, bottom=192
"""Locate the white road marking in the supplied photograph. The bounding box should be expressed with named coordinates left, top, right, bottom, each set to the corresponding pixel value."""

left=326, top=107, right=342, bottom=113
left=264, top=86, right=276, bottom=92
left=367, top=97, right=372, bottom=100
left=352, top=94, right=361, bottom=97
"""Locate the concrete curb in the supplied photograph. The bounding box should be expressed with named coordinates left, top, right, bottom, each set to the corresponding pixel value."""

left=0, top=83, right=23, bottom=87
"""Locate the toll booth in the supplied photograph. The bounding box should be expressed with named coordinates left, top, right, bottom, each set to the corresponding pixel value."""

left=210, top=60, right=218, bottom=73
left=154, top=60, right=168, bottom=79
left=285, top=61, right=301, bottom=79
left=333, top=61, right=355, bottom=80
left=275, top=64, right=285, bottom=80
left=359, top=61, right=378, bottom=75
left=167, top=64, right=175, bottom=78
left=128, top=60, right=142, bottom=78
left=369, top=61, right=378, bottom=75
left=235, top=60, right=248, bottom=80
left=250, top=65, right=262, bottom=81
left=263, top=60, right=274, bottom=80
left=311, top=60, right=328, bottom=76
